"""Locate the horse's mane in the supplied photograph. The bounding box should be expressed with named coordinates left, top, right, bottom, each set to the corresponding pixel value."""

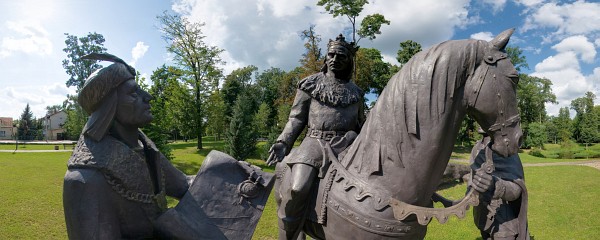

left=341, top=39, right=485, bottom=175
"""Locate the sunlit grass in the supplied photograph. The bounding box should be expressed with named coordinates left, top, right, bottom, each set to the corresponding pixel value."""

left=1, top=139, right=599, bottom=239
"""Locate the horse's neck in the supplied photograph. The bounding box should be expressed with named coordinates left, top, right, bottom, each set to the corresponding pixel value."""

left=341, top=82, right=467, bottom=204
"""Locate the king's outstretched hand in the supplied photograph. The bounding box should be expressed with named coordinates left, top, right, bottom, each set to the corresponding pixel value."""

left=266, top=142, right=287, bottom=166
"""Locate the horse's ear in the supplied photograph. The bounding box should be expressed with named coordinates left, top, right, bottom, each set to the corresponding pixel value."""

left=490, top=28, right=514, bottom=51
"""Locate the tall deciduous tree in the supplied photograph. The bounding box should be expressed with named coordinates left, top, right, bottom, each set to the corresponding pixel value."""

left=62, top=32, right=107, bottom=90
left=552, top=107, right=572, bottom=143
left=256, top=68, right=285, bottom=131
left=524, top=122, right=548, bottom=149
left=396, top=40, right=422, bottom=65
left=61, top=32, right=108, bottom=140
left=143, top=65, right=184, bottom=159
left=354, top=48, right=390, bottom=95
left=206, top=90, right=227, bottom=140
left=158, top=12, right=224, bottom=149
left=517, top=74, right=557, bottom=124
left=571, top=92, right=599, bottom=144
left=222, top=66, right=258, bottom=120
left=506, top=46, right=529, bottom=72
left=317, top=0, right=389, bottom=44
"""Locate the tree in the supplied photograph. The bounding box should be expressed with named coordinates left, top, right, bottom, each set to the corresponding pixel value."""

left=457, top=115, right=477, bottom=146
left=317, top=0, right=390, bottom=44
left=517, top=74, right=557, bottom=124
left=158, top=12, right=224, bottom=149
left=253, top=102, right=272, bottom=138
left=396, top=40, right=422, bottom=65
left=205, top=90, right=227, bottom=140
left=17, top=103, right=34, bottom=140
left=222, top=66, right=258, bottom=120
left=142, top=65, right=185, bottom=159
left=354, top=48, right=390, bottom=95
left=517, top=74, right=556, bottom=148
left=552, top=107, right=572, bottom=143
left=257, top=68, right=285, bottom=115
left=299, top=25, right=324, bottom=75
left=225, top=92, right=258, bottom=161
left=571, top=92, right=599, bottom=145
left=61, top=32, right=108, bottom=140
left=505, top=46, right=529, bottom=72
left=45, top=104, right=64, bottom=116
left=524, top=122, right=548, bottom=149
left=62, top=32, right=107, bottom=90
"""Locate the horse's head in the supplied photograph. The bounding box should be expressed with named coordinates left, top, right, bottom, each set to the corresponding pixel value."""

left=466, top=29, right=522, bottom=157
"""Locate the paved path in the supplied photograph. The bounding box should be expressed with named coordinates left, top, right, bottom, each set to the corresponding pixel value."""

left=0, top=150, right=73, bottom=152
left=451, top=158, right=600, bottom=170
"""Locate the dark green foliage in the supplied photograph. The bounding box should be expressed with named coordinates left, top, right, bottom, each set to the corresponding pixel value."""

left=141, top=65, right=185, bottom=160
left=529, top=148, right=544, bottom=158
left=63, top=96, right=87, bottom=140
left=61, top=32, right=107, bottom=140
left=205, top=90, right=227, bottom=141
left=517, top=74, right=556, bottom=126
left=317, top=0, right=389, bottom=44
left=62, top=32, right=107, bottom=90
left=505, top=46, right=529, bottom=72
left=354, top=48, right=391, bottom=95
left=222, top=66, right=258, bottom=120
left=357, top=14, right=390, bottom=41
left=17, top=104, right=35, bottom=140
left=225, top=92, right=258, bottom=161
left=571, top=92, right=599, bottom=144
left=524, top=122, right=548, bottom=149
left=457, top=115, right=477, bottom=146
left=396, top=40, right=422, bottom=65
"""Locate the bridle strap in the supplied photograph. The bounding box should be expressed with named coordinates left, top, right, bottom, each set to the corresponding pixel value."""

left=488, top=114, right=520, bottom=133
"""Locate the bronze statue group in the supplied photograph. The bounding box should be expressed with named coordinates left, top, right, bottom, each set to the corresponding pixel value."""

left=63, top=32, right=529, bottom=240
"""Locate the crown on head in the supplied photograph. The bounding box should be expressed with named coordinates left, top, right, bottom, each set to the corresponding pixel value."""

left=328, top=34, right=358, bottom=55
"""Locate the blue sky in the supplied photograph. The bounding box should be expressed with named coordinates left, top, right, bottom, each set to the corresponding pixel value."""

left=0, top=0, right=598, bottom=119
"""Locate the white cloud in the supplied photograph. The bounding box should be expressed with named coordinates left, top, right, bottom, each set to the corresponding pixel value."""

left=514, top=0, right=545, bottom=8
left=1, top=85, right=75, bottom=118
left=522, top=1, right=600, bottom=37
left=533, top=50, right=597, bottom=116
left=482, top=0, right=507, bottom=13
left=595, top=38, right=600, bottom=47
left=46, top=83, right=71, bottom=96
left=551, top=35, right=596, bottom=63
left=470, top=31, right=494, bottom=41
left=170, top=0, right=473, bottom=72
left=0, top=20, right=52, bottom=58
left=130, top=41, right=149, bottom=67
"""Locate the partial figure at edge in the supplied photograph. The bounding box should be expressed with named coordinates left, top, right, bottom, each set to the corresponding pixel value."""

left=469, top=129, right=530, bottom=240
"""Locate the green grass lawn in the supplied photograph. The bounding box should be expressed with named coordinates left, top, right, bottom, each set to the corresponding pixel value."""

left=1, top=139, right=600, bottom=239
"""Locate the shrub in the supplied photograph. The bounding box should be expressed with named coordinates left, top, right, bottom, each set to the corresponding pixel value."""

left=529, top=149, right=544, bottom=158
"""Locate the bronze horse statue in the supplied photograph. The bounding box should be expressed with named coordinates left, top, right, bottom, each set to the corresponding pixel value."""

left=274, top=29, right=522, bottom=239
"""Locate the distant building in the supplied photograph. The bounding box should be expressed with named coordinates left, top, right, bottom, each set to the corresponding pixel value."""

left=43, top=111, right=68, bottom=140
left=0, top=117, right=16, bottom=140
